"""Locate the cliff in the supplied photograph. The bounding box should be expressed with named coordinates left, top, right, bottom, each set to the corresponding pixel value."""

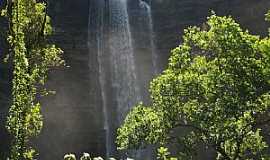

left=0, top=0, right=270, bottom=159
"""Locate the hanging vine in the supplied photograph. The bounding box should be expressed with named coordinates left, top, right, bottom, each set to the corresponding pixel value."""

left=1, top=0, right=64, bottom=159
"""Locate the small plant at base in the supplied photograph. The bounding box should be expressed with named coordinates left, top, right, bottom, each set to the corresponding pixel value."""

left=80, top=153, right=91, bottom=160
left=64, top=154, right=76, bottom=160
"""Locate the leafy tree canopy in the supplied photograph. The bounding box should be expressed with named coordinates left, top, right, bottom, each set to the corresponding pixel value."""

left=117, top=14, right=270, bottom=160
left=1, top=0, right=63, bottom=159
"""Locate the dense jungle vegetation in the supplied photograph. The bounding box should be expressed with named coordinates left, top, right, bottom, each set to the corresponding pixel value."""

left=1, top=0, right=270, bottom=160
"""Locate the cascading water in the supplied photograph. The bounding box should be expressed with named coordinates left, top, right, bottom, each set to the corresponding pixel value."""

left=89, top=0, right=142, bottom=157
left=88, top=0, right=156, bottom=158
left=138, top=0, right=158, bottom=75
left=108, top=0, right=141, bottom=125
left=88, top=0, right=110, bottom=157
left=92, top=0, right=111, bottom=158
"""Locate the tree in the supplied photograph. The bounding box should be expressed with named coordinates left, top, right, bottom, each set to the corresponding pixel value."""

left=1, top=0, right=63, bottom=159
left=117, top=14, right=270, bottom=160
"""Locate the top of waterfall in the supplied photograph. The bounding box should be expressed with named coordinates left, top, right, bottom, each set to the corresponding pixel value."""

left=139, top=0, right=150, bottom=10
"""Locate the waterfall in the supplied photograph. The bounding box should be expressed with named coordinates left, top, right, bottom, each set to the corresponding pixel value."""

left=89, top=0, right=142, bottom=157
left=88, top=0, right=151, bottom=158
left=88, top=0, right=111, bottom=157
left=138, top=0, right=158, bottom=75
left=108, top=0, right=141, bottom=124
left=96, top=0, right=111, bottom=158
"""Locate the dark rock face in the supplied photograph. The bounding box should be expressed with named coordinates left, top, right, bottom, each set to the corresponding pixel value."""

left=0, top=14, right=12, bottom=158
left=0, top=0, right=270, bottom=159
left=151, top=0, right=270, bottom=71
left=32, top=0, right=106, bottom=159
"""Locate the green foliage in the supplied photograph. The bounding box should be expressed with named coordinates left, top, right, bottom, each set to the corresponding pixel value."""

left=64, top=154, right=77, bottom=160
left=117, top=14, right=270, bottom=160
left=63, top=153, right=118, bottom=160
left=117, top=103, right=166, bottom=150
left=157, top=147, right=177, bottom=160
left=266, top=10, right=270, bottom=22
left=266, top=10, right=270, bottom=35
left=1, top=0, right=63, bottom=159
left=80, top=153, right=91, bottom=160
